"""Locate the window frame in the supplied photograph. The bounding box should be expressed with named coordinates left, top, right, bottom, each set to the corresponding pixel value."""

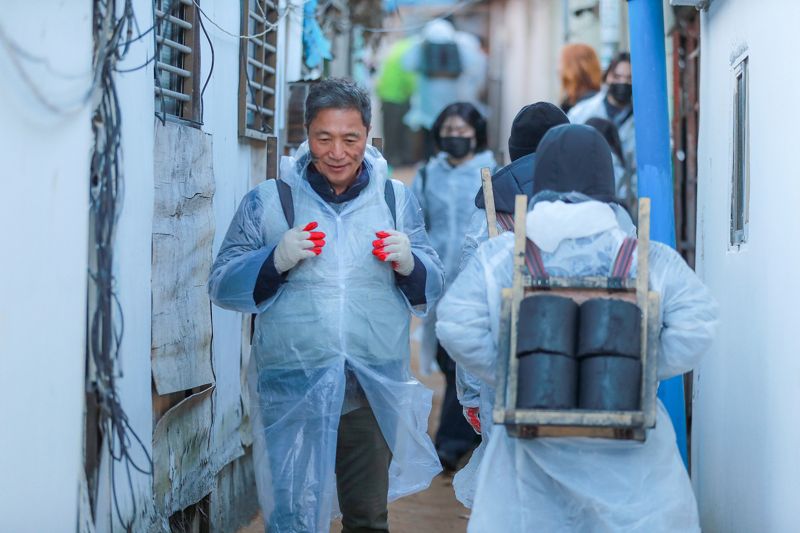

left=238, top=0, right=279, bottom=141
left=730, top=54, right=750, bottom=248
left=154, top=0, right=202, bottom=123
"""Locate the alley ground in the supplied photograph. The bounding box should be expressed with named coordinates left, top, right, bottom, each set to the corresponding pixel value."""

left=237, top=166, right=471, bottom=532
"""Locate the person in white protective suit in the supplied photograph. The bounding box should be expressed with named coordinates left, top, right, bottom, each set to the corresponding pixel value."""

left=411, top=102, right=496, bottom=470
left=569, top=52, right=637, bottom=207
left=437, top=124, right=718, bottom=532
left=403, top=19, right=487, bottom=159
left=208, top=78, right=445, bottom=533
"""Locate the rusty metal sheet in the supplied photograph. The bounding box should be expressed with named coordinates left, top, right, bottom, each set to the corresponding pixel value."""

left=152, top=121, right=216, bottom=394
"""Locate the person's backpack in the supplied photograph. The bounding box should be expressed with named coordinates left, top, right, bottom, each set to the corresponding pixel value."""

left=419, top=40, right=463, bottom=79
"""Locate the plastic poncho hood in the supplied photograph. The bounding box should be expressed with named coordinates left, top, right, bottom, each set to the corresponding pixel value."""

left=209, top=142, right=445, bottom=532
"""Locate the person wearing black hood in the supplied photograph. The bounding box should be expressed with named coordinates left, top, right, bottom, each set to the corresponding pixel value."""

left=569, top=52, right=637, bottom=201
left=436, top=124, right=718, bottom=529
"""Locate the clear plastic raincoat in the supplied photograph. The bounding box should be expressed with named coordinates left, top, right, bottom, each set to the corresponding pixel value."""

left=436, top=193, right=718, bottom=531
left=411, top=150, right=496, bottom=374
left=209, top=144, right=445, bottom=532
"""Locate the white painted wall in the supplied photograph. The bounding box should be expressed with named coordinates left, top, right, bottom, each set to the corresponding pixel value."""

left=692, top=1, right=800, bottom=532
left=0, top=4, right=93, bottom=531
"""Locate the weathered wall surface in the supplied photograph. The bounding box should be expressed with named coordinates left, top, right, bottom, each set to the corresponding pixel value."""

left=693, top=1, right=800, bottom=532
left=0, top=4, right=93, bottom=531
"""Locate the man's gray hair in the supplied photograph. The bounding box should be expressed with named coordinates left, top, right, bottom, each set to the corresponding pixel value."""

left=304, top=78, right=372, bottom=130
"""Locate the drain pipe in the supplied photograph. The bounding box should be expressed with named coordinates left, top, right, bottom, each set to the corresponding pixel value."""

left=627, top=0, right=688, bottom=466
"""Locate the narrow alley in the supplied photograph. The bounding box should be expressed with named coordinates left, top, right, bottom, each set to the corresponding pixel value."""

left=4, top=1, right=799, bottom=532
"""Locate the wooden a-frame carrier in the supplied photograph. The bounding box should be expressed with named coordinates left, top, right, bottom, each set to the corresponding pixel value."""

left=480, top=169, right=660, bottom=441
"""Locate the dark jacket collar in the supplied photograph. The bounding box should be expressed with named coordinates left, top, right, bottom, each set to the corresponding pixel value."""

left=306, top=160, right=371, bottom=204
left=474, top=152, right=536, bottom=214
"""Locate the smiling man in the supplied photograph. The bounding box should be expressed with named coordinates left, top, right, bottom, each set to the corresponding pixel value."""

left=209, top=78, right=445, bottom=532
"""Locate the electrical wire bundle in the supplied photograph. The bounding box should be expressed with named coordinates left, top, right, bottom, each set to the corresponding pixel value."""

left=89, top=1, right=153, bottom=530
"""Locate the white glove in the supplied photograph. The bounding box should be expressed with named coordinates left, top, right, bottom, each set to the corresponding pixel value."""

left=372, top=229, right=414, bottom=276
left=273, top=222, right=325, bottom=274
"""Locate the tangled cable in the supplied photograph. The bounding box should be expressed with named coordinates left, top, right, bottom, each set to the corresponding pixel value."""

left=89, top=1, right=153, bottom=531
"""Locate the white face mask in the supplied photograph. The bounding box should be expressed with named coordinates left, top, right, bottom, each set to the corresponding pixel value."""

left=526, top=200, right=619, bottom=253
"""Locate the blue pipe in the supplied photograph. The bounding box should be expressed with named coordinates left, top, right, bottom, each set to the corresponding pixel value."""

left=627, top=0, right=688, bottom=467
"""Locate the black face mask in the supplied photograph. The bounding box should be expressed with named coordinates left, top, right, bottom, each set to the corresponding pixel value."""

left=608, top=83, right=633, bottom=106
left=439, top=136, right=474, bottom=159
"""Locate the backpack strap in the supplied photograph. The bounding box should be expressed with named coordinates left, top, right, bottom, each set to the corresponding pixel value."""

left=276, top=178, right=294, bottom=228
left=496, top=211, right=514, bottom=232
left=255, top=178, right=293, bottom=344
left=609, top=236, right=637, bottom=289
left=524, top=238, right=549, bottom=285
left=419, top=165, right=428, bottom=193
left=384, top=179, right=397, bottom=229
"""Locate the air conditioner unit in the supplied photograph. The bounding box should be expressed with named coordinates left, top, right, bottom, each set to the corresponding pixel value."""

left=669, top=0, right=712, bottom=9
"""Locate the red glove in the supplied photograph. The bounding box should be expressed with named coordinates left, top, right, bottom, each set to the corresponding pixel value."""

left=372, top=230, right=414, bottom=275
left=464, top=407, right=481, bottom=434
left=303, top=221, right=326, bottom=255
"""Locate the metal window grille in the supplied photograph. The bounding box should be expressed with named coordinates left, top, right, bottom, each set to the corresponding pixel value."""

left=730, top=56, right=749, bottom=247
left=155, top=0, right=201, bottom=121
left=239, top=0, right=278, bottom=141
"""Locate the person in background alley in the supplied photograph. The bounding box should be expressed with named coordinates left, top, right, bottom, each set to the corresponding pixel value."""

left=450, top=101, right=568, bottom=507
left=437, top=124, right=718, bottom=532
left=208, top=78, right=445, bottom=533
left=403, top=19, right=487, bottom=161
left=569, top=51, right=637, bottom=202
left=376, top=36, right=420, bottom=167
left=558, top=43, right=603, bottom=114
left=411, top=102, right=496, bottom=472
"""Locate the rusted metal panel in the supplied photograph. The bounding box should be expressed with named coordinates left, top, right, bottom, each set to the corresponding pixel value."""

left=152, top=121, right=216, bottom=395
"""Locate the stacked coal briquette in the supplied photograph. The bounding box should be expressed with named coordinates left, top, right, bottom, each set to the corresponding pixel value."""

left=516, top=295, right=642, bottom=410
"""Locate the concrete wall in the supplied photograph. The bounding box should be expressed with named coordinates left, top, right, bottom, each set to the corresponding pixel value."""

left=0, top=3, right=93, bottom=531
left=692, top=1, right=800, bottom=531
left=489, top=0, right=563, bottom=164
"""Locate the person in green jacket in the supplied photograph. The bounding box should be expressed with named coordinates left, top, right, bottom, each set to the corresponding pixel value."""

left=376, top=37, right=419, bottom=166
